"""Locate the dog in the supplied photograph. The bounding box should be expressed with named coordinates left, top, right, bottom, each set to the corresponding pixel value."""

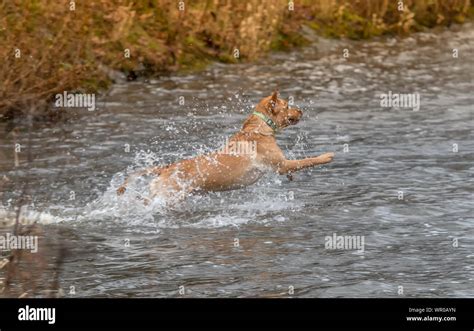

left=117, top=91, right=334, bottom=202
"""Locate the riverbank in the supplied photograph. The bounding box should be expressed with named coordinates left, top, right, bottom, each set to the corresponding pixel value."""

left=0, top=0, right=472, bottom=120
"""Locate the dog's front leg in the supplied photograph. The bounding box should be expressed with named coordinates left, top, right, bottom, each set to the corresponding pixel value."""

left=276, top=152, right=334, bottom=174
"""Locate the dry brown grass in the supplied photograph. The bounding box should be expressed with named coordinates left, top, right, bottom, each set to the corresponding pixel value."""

left=0, top=0, right=472, bottom=120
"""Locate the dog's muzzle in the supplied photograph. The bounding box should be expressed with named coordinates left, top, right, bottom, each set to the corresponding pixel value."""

left=287, top=109, right=302, bottom=125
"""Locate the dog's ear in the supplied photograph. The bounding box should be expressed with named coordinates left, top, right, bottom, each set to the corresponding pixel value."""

left=267, top=90, right=279, bottom=113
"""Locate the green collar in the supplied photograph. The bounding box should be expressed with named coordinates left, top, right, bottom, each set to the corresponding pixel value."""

left=252, top=111, right=278, bottom=133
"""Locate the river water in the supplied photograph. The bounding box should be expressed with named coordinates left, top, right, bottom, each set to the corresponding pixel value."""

left=1, top=24, right=473, bottom=297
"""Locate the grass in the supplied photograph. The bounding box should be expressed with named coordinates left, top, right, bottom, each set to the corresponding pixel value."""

left=0, top=0, right=472, bottom=121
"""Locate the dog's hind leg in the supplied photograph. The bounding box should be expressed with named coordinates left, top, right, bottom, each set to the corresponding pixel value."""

left=149, top=176, right=193, bottom=207
left=117, top=166, right=164, bottom=196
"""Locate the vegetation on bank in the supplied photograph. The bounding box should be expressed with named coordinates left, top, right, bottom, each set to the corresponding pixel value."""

left=0, top=0, right=472, bottom=120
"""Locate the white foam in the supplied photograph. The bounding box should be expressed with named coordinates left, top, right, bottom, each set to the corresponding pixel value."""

left=1, top=148, right=302, bottom=231
left=0, top=207, right=63, bottom=227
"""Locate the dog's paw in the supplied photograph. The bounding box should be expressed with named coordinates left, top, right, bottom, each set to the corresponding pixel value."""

left=117, top=186, right=126, bottom=195
left=317, top=152, right=335, bottom=164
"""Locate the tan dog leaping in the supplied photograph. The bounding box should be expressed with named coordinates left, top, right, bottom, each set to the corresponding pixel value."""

left=117, top=91, right=334, bottom=202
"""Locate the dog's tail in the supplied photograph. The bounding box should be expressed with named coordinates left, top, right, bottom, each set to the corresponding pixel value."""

left=116, top=166, right=164, bottom=196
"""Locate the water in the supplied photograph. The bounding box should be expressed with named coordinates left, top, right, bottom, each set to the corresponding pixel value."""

left=1, top=24, right=473, bottom=298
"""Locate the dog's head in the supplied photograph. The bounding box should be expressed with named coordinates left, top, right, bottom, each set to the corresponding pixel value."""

left=256, top=90, right=302, bottom=130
